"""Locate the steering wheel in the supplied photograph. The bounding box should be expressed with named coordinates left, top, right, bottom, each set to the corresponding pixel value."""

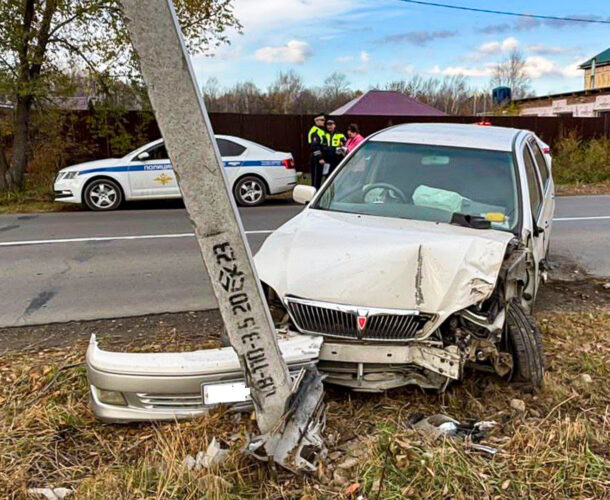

left=363, top=183, right=408, bottom=203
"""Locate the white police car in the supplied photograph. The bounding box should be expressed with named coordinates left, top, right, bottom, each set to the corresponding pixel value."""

left=54, top=135, right=297, bottom=210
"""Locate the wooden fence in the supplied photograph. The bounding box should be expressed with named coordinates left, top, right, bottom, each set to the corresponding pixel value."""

left=4, top=110, right=610, bottom=172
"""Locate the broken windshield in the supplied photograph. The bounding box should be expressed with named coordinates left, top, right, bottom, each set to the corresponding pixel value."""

left=314, top=141, right=519, bottom=231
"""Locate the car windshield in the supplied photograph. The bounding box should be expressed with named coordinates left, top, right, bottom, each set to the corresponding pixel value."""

left=314, top=141, right=519, bottom=231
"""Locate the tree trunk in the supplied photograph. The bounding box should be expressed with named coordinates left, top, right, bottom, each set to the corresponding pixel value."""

left=6, top=95, right=33, bottom=190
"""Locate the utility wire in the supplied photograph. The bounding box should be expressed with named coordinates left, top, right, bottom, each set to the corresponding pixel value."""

left=397, top=0, right=610, bottom=25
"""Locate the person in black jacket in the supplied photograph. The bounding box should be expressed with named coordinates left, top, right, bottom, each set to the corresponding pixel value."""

left=307, top=113, right=328, bottom=189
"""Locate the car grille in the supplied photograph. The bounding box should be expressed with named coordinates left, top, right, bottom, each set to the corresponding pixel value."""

left=136, top=392, right=203, bottom=409
left=285, top=297, right=432, bottom=341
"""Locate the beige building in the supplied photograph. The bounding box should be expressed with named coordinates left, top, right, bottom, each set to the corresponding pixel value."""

left=515, top=48, right=610, bottom=117
left=581, top=48, right=610, bottom=90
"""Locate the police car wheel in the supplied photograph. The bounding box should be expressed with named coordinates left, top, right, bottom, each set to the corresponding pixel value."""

left=234, top=176, right=266, bottom=207
left=83, top=179, right=123, bottom=211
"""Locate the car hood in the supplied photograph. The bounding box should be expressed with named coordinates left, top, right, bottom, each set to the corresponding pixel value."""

left=255, top=209, right=514, bottom=318
left=61, top=158, right=123, bottom=172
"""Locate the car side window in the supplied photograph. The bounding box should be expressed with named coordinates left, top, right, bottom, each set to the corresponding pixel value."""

left=523, top=146, right=543, bottom=219
left=146, top=143, right=169, bottom=160
left=217, top=138, right=246, bottom=157
left=529, top=140, right=550, bottom=188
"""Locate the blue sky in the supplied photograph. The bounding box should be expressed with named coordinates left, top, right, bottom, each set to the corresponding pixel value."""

left=190, top=0, right=610, bottom=96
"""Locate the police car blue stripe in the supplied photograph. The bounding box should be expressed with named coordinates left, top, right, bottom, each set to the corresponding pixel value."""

left=77, top=160, right=284, bottom=175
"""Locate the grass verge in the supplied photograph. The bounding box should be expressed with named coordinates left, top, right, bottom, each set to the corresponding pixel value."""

left=1, top=310, right=609, bottom=499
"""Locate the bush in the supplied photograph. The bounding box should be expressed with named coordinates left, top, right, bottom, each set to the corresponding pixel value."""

left=552, top=133, right=610, bottom=185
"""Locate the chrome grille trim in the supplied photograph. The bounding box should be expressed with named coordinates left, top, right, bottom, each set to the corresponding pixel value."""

left=284, top=297, right=432, bottom=342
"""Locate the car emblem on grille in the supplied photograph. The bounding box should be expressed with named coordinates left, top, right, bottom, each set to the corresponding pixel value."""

left=357, top=314, right=368, bottom=331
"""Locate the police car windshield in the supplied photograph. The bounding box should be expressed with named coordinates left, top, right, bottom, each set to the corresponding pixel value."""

left=314, top=141, right=519, bottom=231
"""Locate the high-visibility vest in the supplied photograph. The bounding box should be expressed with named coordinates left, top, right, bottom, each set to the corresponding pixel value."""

left=326, top=132, right=346, bottom=147
left=308, top=125, right=326, bottom=144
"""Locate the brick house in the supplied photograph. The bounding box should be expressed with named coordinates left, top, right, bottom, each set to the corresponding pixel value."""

left=515, top=48, right=610, bottom=117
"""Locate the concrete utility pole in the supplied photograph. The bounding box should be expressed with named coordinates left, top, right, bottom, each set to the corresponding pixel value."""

left=119, top=0, right=325, bottom=473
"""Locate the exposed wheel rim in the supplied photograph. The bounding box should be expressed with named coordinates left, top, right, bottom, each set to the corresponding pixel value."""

left=239, top=180, right=263, bottom=204
left=89, top=183, right=118, bottom=209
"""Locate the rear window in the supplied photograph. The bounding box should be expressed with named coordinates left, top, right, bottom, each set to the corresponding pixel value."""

left=217, top=139, right=246, bottom=157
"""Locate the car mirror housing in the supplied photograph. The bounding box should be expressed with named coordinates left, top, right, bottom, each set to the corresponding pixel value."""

left=293, top=185, right=317, bottom=205
left=137, top=151, right=150, bottom=161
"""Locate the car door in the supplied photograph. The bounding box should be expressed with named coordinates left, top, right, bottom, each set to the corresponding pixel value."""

left=216, top=138, right=247, bottom=188
left=128, top=142, right=179, bottom=198
left=521, top=140, right=546, bottom=292
left=527, top=137, right=555, bottom=258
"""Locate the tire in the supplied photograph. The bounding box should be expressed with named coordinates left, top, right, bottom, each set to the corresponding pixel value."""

left=83, top=178, right=123, bottom=211
left=234, top=176, right=267, bottom=207
left=503, top=300, right=546, bottom=391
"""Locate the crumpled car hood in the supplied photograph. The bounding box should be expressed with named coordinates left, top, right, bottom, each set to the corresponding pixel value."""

left=255, top=209, right=514, bottom=318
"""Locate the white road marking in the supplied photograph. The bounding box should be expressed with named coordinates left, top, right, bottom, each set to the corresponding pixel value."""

left=553, top=215, right=610, bottom=222
left=0, top=215, right=609, bottom=248
left=0, top=230, right=274, bottom=248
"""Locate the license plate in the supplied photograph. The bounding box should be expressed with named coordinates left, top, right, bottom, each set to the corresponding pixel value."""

left=202, top=381, right=251, bottom=406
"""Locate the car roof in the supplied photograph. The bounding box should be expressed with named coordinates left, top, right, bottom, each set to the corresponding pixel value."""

left=370, top=123, right=525, bottom=152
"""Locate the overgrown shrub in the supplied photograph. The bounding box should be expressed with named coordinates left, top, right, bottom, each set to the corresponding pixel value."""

left=552, top=132, right=610, bottom=184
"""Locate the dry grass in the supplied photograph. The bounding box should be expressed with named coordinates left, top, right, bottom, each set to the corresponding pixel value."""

left=1, top=312, right=609, bottom=499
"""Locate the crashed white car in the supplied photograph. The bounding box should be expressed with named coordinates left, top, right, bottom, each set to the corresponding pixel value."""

left=87, top=123, right=553, bottom=421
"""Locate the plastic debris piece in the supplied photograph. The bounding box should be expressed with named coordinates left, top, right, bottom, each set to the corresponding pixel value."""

left=27, top=488, right=73, bottom=500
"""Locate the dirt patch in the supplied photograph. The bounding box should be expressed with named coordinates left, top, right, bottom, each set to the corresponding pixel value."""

left=556, top=181, right=610, bottom=196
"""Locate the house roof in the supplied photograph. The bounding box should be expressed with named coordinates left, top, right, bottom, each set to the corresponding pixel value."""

left=330, top=90, right=447, bottom=116
left=579, top=48, right=610, bottom=69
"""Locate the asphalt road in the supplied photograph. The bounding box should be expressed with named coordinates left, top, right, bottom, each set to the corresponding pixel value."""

left=1, top=195, right=609, bottom=327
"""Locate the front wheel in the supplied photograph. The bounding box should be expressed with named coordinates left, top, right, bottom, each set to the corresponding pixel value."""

left=234, top=176, right=267, bottom=207
left=503, top=300, right=546, bottom=392
left=83, top=179, right=123, bottom=211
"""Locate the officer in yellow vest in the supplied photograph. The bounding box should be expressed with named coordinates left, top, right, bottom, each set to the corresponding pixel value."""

left=324, top=119, right=346, bottom=176
left=308, top=113, right=328, bottom=189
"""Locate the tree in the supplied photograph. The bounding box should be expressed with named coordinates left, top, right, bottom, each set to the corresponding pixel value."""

left=0, top=0, right=241, bottom=191
left=491, top=49, right=532, bottom=100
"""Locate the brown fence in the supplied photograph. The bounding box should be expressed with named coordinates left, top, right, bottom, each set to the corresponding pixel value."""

left=4, top=110, right=610, bottom=173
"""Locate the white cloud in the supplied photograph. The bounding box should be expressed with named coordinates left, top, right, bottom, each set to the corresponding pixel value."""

left=254, top=40, right=312, bottom=64
left=527, top=44, right=572, bottom=55
left=430, top=64, right=494, bottom=78
left=360, top=51, right=370, bottom=63
left=522, top=56, right=556, bottom=78
left=477, top=37, right=519, bottom=55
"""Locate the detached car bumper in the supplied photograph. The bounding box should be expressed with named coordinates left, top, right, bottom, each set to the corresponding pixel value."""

left=86, top=333, right=323, bottom=423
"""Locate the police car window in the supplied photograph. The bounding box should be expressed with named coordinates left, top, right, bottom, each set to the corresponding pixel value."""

left=523, top=146, right=543, bottom=219
left=217, top=139, right=246, bottom=157
left=146, top=143, right=168, bottom=160
left=529, top=140, right=550, bottom=187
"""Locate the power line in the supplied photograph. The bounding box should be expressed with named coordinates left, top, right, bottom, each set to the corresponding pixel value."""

left=397, top=0, right=610, bottom=25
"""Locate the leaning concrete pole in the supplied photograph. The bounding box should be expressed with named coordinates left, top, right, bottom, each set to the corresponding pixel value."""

left=118, top=0, right=292, bottom=434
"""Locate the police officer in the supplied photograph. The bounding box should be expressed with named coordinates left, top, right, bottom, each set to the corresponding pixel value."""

left=308, top=112, right=328, bottom=189
left=324, top=119, right=346, bottom=176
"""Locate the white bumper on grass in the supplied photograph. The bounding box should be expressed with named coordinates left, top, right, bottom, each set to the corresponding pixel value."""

left=86, top=333, right=323, bottom=423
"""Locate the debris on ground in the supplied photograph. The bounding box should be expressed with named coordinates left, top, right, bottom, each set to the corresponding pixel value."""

left=27, top=488, right=73, bottom=499
left=409, top=413, right=499, bottom=455
left=510, top=398, right=526, bottom=413
left=183, top=437, right=229, bottom=471
left=579, top=373, right=593, bottom=384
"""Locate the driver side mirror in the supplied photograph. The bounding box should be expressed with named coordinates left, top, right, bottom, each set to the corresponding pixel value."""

left=137, top=151, right=150, bottom=161
left=293, top=185, right=316, bottom=205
